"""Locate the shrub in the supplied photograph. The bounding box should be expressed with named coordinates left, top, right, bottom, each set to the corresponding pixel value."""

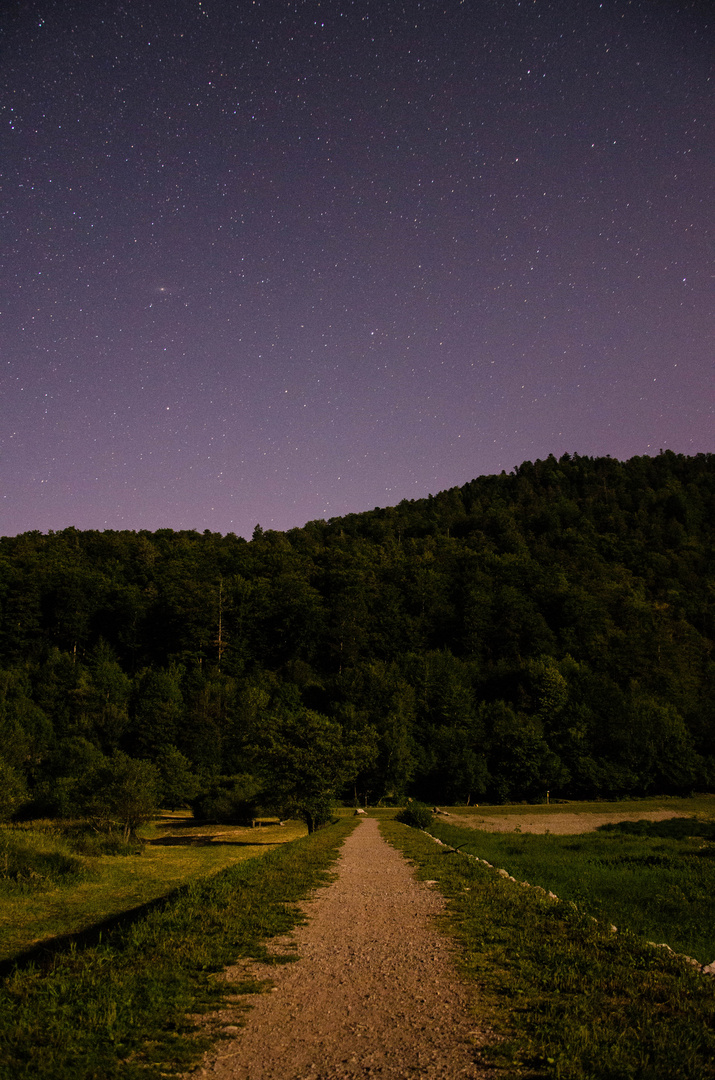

left=0, top=757, right=29, bottom=821
left=51, top=819, right=142, bottom=856
left=395, top=805, right=434, bottom=829
left=192, top=774, right=265, bottom=824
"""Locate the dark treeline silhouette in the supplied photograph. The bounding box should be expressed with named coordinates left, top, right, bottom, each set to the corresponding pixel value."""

left=1, top=450, right=713, bottom=819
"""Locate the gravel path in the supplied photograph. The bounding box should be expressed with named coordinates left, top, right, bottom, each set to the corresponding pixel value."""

left=189, top=817, right=492, bottom=1079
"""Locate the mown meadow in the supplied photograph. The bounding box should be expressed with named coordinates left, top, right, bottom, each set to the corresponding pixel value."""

left=0, top=812, right=307, bottom=963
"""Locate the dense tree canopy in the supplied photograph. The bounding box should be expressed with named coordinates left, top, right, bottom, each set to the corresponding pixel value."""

left=1, top=451, right=713, bottom=814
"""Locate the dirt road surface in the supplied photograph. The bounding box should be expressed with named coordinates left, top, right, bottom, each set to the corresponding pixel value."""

left=188, top=817, right=492, bottom=1079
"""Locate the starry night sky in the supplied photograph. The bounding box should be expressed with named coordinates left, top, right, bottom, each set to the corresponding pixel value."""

left=2, top=0, right=713, bottom=538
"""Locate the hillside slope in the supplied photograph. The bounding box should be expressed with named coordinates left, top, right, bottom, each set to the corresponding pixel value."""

left=1, top=450, right=713, bottom=807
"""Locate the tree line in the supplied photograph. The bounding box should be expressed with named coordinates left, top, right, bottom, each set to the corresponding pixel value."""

left=0, top=450, right=713, bottom=828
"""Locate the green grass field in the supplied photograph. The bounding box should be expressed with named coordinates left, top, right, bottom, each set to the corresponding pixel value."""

left=380, top=814, right=715, bottom=1080
left=427, top=805, right=715, bottom=964
left=0, top=813, right=308, bottom=963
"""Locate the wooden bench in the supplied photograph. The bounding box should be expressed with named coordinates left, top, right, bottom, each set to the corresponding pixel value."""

left=249, top=816, right=283, bottom=828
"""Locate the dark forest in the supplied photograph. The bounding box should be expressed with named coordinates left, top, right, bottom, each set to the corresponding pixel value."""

left=1, top=451, right=713, bottom=826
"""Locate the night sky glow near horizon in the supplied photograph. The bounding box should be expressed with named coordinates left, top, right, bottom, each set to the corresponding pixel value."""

left=1, top=0, right=713, bottom=539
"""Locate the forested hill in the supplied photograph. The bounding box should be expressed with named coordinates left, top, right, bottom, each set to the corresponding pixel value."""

left=1, top=450, right=714, bottom=814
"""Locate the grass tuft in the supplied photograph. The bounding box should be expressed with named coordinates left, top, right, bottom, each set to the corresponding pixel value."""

left=0, top=828, right=90, bottom=891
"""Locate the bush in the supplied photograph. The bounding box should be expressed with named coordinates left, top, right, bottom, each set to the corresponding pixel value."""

left=50, top=819, right=142, bottom=856
left=395, top=805, right=434, bottom=829
left=192, top=774, right=265, bottom=824
left=0, top=757, right=28, bottom=821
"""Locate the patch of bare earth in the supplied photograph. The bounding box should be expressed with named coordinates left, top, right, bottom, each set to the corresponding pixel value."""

left=187, top=817, right=493, bottom=1079
left=446, top=809, right=689, bottom=835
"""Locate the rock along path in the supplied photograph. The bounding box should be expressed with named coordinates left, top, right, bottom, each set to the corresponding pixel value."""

left=190, top=817, right=492, bottom=1079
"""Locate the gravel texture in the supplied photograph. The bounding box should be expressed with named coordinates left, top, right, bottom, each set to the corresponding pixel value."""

left=188, top=817, right=492, bottom=1079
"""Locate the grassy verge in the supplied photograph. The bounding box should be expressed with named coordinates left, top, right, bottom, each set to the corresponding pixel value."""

left=428, top=817, right=715, bottom=964
left=0, top=815, right=308, bottom=962
left=379, top=816, right=715, bottom=1080
left=0, top=816, right=356, bottom=1080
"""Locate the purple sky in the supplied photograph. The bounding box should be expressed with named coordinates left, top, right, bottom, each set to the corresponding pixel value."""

left=2, top=0, right=713, bottom=538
